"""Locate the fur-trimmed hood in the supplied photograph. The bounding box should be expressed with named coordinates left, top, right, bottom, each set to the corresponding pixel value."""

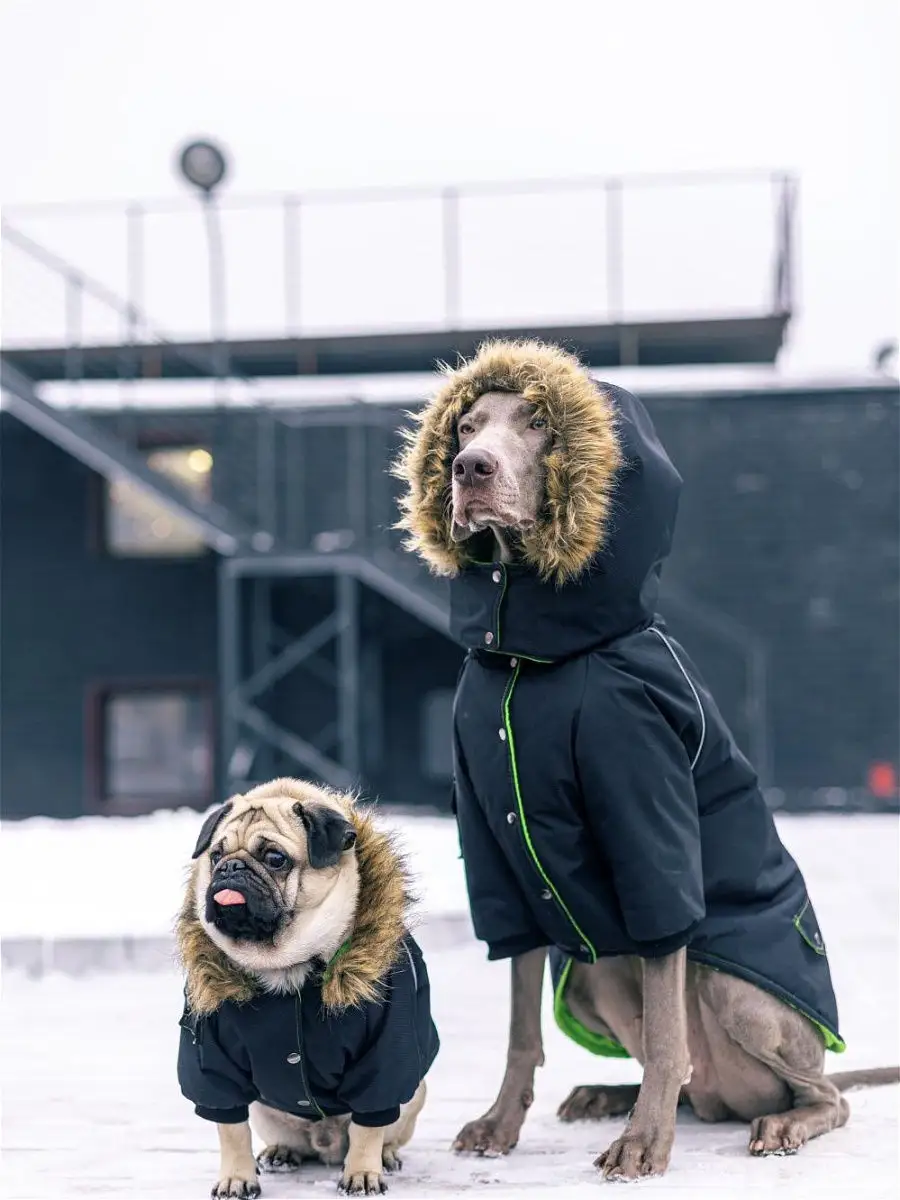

left=395, top=340, right=685, bottom=658
left=393, top=339, right=624, bottom=585
left=177, top=797, right=414, bottom=1014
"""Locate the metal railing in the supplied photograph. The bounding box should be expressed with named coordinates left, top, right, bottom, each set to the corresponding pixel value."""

left=3, top=169, right=796, bottom=350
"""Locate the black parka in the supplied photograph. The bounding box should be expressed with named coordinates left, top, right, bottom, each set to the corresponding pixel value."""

left=395, top=340, right=844, bottom=1058
left=178, top=934, right=438, bottom=1128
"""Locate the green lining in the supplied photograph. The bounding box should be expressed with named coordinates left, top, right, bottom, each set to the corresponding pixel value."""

left=553, top=952, right=846, bottom=1057
left=503, top=662, right=597, bottom=961
left=322, top=938, right=352, bottom=983
left=553, top=957, right=631, bottom=1058
left=690, top=951, right=846, bottom=1054
left=793, top=898, right=827, bottom=956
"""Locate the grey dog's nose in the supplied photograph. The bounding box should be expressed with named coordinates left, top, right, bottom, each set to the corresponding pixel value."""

left=218, top=858, right=247, bottom=874
left=453, top=448, right=498, bottom=485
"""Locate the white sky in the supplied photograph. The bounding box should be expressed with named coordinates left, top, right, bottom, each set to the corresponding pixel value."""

left=1, top=0, right=898, bottom=377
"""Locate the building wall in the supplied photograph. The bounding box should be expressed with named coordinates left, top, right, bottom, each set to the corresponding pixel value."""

left=0, top=416, right=218, bottom=818
left=2, top=381, right=898, bottom=818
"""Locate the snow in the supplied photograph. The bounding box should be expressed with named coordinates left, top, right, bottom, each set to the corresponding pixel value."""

left=0, top=809, right=468, bottom=939
left=1, top=811, right=898, bottom=1199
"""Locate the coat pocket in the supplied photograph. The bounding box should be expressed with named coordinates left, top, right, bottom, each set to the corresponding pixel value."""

left=793, top=897, right=827, bottom=956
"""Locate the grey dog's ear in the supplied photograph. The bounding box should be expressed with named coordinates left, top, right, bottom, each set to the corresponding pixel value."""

left=192, top=802, right=233, bottom=859
left=293, top=802, right=357, bottom=869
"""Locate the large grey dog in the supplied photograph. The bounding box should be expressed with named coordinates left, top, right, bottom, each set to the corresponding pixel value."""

left=394, top=339, right=898, bottom=1180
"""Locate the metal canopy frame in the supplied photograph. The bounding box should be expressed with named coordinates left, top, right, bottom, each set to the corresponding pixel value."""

left=219, top=558, right=365, bottom=795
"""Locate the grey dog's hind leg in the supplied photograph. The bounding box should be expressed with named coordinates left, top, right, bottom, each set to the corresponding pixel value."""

left=695, top=967, right=849, bottom=1155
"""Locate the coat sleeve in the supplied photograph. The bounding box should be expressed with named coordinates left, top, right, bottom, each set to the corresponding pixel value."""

left=336, top=939, right=439, bottom=1128
left=453, top=722, right=548, bottom=961
left=177, top=1004, right=258, bottom=1124
left=575, top=658, right=706, bottom=955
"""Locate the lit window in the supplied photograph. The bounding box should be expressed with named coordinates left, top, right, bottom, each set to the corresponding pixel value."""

left=105, top=446, right=213, bottom=557
left=102, top=690, right=211, bottom=813
left=421, top=689, right=454, bottom=781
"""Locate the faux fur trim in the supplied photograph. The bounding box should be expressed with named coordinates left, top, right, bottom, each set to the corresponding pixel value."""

left=176, top=789, right=415, bottom=1014
left=392, top=339, right=623, bottom=584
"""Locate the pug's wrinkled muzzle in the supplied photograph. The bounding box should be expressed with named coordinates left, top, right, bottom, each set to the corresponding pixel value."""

left=205, top=860, right=283, bottom=941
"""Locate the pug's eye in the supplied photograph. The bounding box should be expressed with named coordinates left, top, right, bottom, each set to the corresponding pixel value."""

left=530, top=416, right=547, bottom=430
left=264, top=849, right=288, bottom=870
left=209, top=849, right=223, bottom=865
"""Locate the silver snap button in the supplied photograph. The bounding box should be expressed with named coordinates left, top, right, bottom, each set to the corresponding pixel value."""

left=492, top=570, right=502, bottom=584
left=286, top=1052, right=301, bottom=1065
left=510, top=657, right=518, bottom=668
left=484, top=631, right=494, bottom=645
left=507, top=812, right=517, bottom=824
left=579, top=944, right=590, bottom=955
left=540, top=888, right=552, bottom=900
left=498, top=728, right=507, bottom=741
left=297, top=1099, right=310, bottom=1107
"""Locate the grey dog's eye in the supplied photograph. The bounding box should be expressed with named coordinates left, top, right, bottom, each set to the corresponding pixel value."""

left=458, top=422, right=473, bottom=436
left=264, top=849, right=288, bottom=870
left=209, top=849, right=223, bottom=865
left=530, top=416, right=547, bottom=430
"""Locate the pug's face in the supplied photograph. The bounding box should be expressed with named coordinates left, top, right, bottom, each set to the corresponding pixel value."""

left=191, top=780, right=358, bottom=973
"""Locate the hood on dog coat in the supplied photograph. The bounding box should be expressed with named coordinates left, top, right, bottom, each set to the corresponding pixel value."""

left=176, top=803, right=440, bottom=1127
left=394, top=340, right=843, bottom=1057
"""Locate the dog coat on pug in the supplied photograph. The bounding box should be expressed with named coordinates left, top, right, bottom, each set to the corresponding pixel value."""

left=176, top=779, right=439, bottom=1195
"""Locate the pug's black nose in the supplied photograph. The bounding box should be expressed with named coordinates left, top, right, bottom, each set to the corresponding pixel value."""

left=219, top=858, right=247, bottom=874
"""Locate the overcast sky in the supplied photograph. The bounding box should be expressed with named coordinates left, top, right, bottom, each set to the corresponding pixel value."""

left=1, top=0, right=897, bottom=378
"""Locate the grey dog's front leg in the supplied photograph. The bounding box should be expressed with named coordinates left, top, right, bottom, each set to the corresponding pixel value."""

left=453, top=946, right=546, bottom=1155
left=595, top=947, right=690, bottom=1181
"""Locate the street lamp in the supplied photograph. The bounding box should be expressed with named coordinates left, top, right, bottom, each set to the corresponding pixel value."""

left=176, top=138, right=230, bottom=384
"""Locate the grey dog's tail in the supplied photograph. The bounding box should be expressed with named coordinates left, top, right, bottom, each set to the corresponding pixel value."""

left=827, top=1067, right=900, bottom=1091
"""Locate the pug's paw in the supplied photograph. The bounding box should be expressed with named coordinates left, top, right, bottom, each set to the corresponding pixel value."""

left=257, top=1143, right=304, bottom=1172
left=338, top=1168, right=387, bottom=1195
left=210, top=1173, right=261, bottom=1198
left=381, top=1145, right=403, bottom=1173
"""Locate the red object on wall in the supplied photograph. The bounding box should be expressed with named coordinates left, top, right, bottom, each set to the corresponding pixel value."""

left=867, top=762, right=898, bottom=799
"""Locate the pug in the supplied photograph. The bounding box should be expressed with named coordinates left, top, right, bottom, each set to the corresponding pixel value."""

left=176, top=778, right=439, bottom=1197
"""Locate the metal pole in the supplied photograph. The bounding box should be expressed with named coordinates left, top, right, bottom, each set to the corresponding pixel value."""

left=218, top=560, right=241, bottom=794
left=124, top=204, right=144, bottom=385
left=283, top=195, right=301, bottom=335
left=442, top=188, right=460, bottom=327
left=336, top=572, right=361, bottom=779
left=202, top=192, right=230, bottom=393
left=64, top=273, right=84, bottom=385
left=605, top=179, right=624, bottom=321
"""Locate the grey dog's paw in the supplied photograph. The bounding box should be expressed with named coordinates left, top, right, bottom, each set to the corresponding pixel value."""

left=210, top=1175, right=261, bottom=1199
left=257, top=1143, right=304, bottom=1172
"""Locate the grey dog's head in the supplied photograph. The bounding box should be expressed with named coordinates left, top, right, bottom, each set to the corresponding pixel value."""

left=191, top=779, right=359, bottom=974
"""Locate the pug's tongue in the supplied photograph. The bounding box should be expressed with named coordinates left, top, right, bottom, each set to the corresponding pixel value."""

left=213, top=888, right=246, bottom=906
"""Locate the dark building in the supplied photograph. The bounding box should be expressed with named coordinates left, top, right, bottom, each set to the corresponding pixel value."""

left=2, top=379, right=898, bottom=820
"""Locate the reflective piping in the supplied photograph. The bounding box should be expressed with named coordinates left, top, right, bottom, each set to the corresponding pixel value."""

left=503, top=662, right=597, bottom=961
left=649, top=627, right=706, bottom=772
left=402, top=938, right=418, bottom=989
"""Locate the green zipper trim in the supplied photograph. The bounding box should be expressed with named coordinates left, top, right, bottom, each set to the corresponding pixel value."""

left=553, top=957, right=631, bottom=1058
left=294, top=993, right=325, bottom=1116
left=503, top=662, right=597, bottom=962
left=322, top=938, right=352, bottom=982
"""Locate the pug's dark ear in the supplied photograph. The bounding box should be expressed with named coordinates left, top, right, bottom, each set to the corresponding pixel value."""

left=293, top=802, right=357, bottom=869
left=192, top=802, right=233, bottom=860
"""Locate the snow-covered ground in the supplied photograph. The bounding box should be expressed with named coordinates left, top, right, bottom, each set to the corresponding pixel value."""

left=1, top=811, right=898, bottom=1199
left=0, top=809, right=468, bottom=939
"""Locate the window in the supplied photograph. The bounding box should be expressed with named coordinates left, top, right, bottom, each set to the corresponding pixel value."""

left=421, top=689, right=454, bottom=781
left=100, top=688, right=212, bottom=813
left=105, top=446, right=213, bottom=557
